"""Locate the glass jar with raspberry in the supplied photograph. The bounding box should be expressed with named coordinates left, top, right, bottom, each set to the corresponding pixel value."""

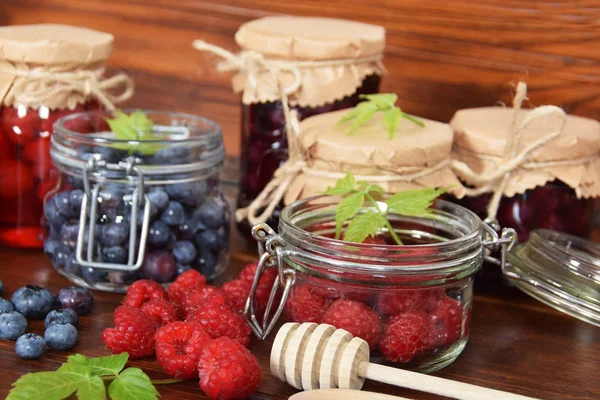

left=0, top=24, right=133, bottom=248
left=45, top=110, right=229, bottom=292
left=245, top=196, right=511, bottom=372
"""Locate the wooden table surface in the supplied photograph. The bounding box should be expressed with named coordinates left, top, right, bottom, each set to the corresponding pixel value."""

left=0, top=181, right=599, bottom=400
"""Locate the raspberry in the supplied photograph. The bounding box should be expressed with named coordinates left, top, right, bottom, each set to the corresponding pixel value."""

left=380, top=312, right=430, bottom=363
left=155, top=321, right=211, bottom=379
left=141, top=299, right=180, bottom=327
left=428, top=296, right=464, bottom=347
left=285, top=286, right=329, bottom=324
left=102, top=307, right=156, bottom=360
left=168, top=269, right=207, bottom=305
left=376, top=289, right=441, bottom=315
left=198, top=336, right=262, bottom=400
left=322, top=299, right=381, bottom=349
left=220, top=279, right=250, bottom=314
left=181, top=285, right=225, bottom=316
left=239, top=261, right=278, bottom=311
left=186, top=301, right=251, bottom=347
left=123, top=279, right=167, bottom=308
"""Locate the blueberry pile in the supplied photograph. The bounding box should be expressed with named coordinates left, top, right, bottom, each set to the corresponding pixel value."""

left=0, top=281, right=91, bottom=359
left=44, top=176, right=230, bottom=288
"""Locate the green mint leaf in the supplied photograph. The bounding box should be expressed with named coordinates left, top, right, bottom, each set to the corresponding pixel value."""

left=106, top=111, right=138, bottom=141
left=7, top=371, right=87, bottom=400
left=76, top=376, right=105, bottom=400
left=382, top=107, right=402, bottom=139
left=108, top=368, right=159, bottom=400
left=357, top=181, right=384, bottom=195
left=349, top=102, right=378, bottom=134
left=335, top=191, right=364, bottom=239
left=129, top=109, right=154, bottom=133
left=324, top=171, right=356, bottom=196
left=359, top=93, right=397, bottom=109
left=67, top=352, right=129, bottom=376
left=343, top=210, right=387, bottom=243
left=385, top=187, right=449, bottom=217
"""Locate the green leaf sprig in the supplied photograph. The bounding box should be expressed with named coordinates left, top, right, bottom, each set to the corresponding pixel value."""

left=106, top=110, right=163, bottom=156
left=324, top=172, right=448, bottom=245
left=336, top=93, right=424, bottom=138
left=7, top=352, right=178, bottom=400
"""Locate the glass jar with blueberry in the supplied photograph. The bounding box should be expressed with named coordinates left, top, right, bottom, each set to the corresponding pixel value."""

left=0, top=24, right=132, bottom=248
left=44, top=110, right=230, bottom=292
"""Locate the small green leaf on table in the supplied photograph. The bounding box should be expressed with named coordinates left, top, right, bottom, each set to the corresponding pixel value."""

left=108, top=367, right=160, bottom=400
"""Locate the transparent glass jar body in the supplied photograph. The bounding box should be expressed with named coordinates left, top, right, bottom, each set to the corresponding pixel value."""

left=44, top=110, right=230, bottom=292
left=453, top=182, right=593, bottom=286
left=260, top=197, right=484, bottom=372
left=236, top=75, right=381, bottom=239
left=0, top=101, right=102, bottom=248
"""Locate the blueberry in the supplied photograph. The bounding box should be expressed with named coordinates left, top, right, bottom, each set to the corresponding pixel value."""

left=65, top=175, right=85, bottom=189
left=216, top=227, right=229, bottom=249
left=15, top=333, right=46, bottom=359
left=108, top=271, right=140, bottom=285
left=173, top=241, right=197, bottom=264
left=177, top=264, right=191, bottom=275
left=165, top=180, right=208, bottom=207
left=44, top=239, right=61, bottom=258
left=197, top=249, right=218, bottom=277
left=60, top=223, right=80, bottom=244
left=44, top=323, right=77, bottom=351
left=100, top=223, right=129, bottom=246
left=148, top=221, right=171, bottom=247
left=102, top=246, right=127, bottom=264
left=44, top=197, right=67, bottom=226
left=152, top=147, right=190, bottom=165
left=92, top=146, right=121, bottom=163
left=81, top=267, right=108, bottom=284
left=0, top=298, right=14, bottom=313
left=160, top=201, right=185, bottom=227
left=64, top=255, right=82, bottom=276
left=45, top=308, right=79, bottom=328
left=142, top=250, right=177, bottom=283
left=0, top=280, right=3, bottom=296
left=69, top=189, right=84, bottom=208
left=0, top=312, right=27, bottom=340
left=177, top=218, right=199, bottom=239
left=147, top=189, right=169, bottom=212
left=56, top=286, right=94, bottom=315
left=11, top=285, right=55, bottom=320
left=54, top=192, right=78, bottom=218
left=194, top=199, right=226, bottom=229
left=52, top=245, right=72, bottom=269
left=194, top=229, right=219, bottom=251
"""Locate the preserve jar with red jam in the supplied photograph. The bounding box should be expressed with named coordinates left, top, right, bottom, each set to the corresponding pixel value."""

left=44, top=110, right=229, bottom=292
left=194, top=16, right=386, bottom=239
left=245, top=196, right=513, bottom=372
left=0, top=24, right=132, bottom=248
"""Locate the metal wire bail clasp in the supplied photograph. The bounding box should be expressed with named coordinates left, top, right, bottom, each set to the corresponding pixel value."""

left=482, top=218, right=519, bottom=279
left=244, top=223, right=296, bottom=340
left=75, top=156, right=151, bottom=271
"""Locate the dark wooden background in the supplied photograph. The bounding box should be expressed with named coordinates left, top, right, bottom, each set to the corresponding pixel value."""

left=1, top=0, right=599, bottom=158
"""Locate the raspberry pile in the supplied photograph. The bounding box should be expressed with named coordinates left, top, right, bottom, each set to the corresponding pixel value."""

left=102, top=269, right=262, bottom=400
left=284, top=282, right=469, bottom=364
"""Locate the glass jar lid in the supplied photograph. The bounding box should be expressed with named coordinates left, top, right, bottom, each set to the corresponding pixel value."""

left=506, top=229, right=600, bottom=327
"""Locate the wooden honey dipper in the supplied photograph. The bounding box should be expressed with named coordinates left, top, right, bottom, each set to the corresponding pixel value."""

left=271, top=322, right=540, bottom=400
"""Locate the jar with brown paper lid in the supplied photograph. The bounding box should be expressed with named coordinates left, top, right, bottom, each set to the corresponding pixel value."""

left=0, top=24, right=133, bottom=248
left=448, top=83, right=600, bottom=286
left=192, top=16, right=386, bottom=239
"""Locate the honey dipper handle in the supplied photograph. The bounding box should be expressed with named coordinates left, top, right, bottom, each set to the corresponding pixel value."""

left=360, top=362, right=540, bottom=400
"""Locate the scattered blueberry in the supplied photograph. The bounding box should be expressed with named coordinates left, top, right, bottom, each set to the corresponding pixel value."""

left=15, top=333, right=46, bottom=359
left=147, top=189, right=169, bottom=212
left=101, top=246, right=127, bottom=264
left=56, top=286, right=93, bottom=315
left=148, top=221, right=171, bottom=247
left=0, top=312, right=27, bottom=340
left=45, top=308, right=79, bottom=328
left=173, top=240, right=197, bottom=265
left=160, top=201, right=185, bottom=227
left=43, top=239, right=61, bottom=258
left=11, top=285, right=55, bottom=320
left=44, top=323, right=78, bottom=351
left=194, top=199, right=226, bottom=229
left=195, top=229, right=219, bottom=251
left=0, top=298, right=14, bottom=313
left=100, top=223, right=129, bottom=246
left=142, top=250, right=177, bottom=283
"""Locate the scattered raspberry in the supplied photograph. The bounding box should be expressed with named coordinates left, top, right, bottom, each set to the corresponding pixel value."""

left=285, top=286, right=329, bottom=324
left=239, top=261, right=278, bottom=311
left=186, top=301, right=251, bottom=347
left=220, top=279, right=251, bottom=314
left=376, top=289, right=440, bottom=315
left=321, top=299, right=381, bottom=349
left=198, top=336, right=262, bottom=400
left=155, top=321, right=211, bottom=379
left=380, top=312, right=430, bottom=363
left=180, top=285, right=225, bottom=316
left=102, top=307, right=156, bottom=359
left=123, top=279, right=167, bottom=308
left=428, top=296, right=464, bottom=347
left=141, top=299, right=180, bottom=327
left=168, top=269, right=207, bottom=305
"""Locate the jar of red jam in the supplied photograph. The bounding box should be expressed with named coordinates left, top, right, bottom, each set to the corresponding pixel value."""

left=0, top=24, right=133, bottom=248
left=194, top=16, right=386, bottom=239
left=449, top=103, right=600, bottom=286
left=44, top=110, right=229, bottom=292
left=245, top=196, right=513, bottom=372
